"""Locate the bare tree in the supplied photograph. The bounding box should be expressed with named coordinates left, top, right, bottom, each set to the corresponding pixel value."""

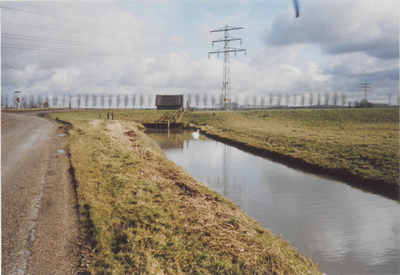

left=92, top=94, right=97, bottom=108
left=21, top=95, right=27, bottom=109
left=187, top=93, right=192, bottom=106
left=293, top=93, right=297, bottom=106
left=286, top=93, right=290, bottom=107
left=333, top=92, right=339, bottom=107
left=277, top=93, right=282, bottom=107
left=116, top=94, right=121, bottom=109
left=325, top=92, right=330, bottom=107
left=148, top=94, right=152, bottom=108
left=132, top=94, right=136, bottom=109
left=77, top=94, right=81, bottom=109
left=62, top=94, right=67, bottom=108
left=309, top=93, right=314, bottom=106
left=269, top=93, right=273, bottom=106
left=37, top=94, right=43, bottom=108
left=139, top=94, right=144, bottom=109
left=100, top=95, right=105, bottom=109
left=44, top=94, right=50, bottom=108
left=108, top=94, right=113, bottom=109
left=124, top=94, right=129, bottom=109
left=211, top=94, right=216, bottom=108
left=260, top=94, right=265, bottom=108
left=252, top=94, right=257, bottom=108
left=317, top=93, right=321, bottom=106
left=4, top=94, right=9, bottom=108
left=340, top=93, right=347, bottom=107
left=29, top=94, right=34, bottom=108
left=301, top=94, right=305, bottom=106
left=244, top=95, right=250, bottom=108
left=52, top=94, right=58, bottom=108
left=195, top=93, right=200, bottom=108
left=203, top=93, right=208, bottom=109
left=84, top=94, right=89, bottom=108
left=67, top=94, right=72, bottom=108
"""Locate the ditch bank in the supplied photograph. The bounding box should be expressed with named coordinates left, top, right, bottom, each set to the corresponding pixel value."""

left=46, top=116, right=322, bottom=274
left=194, top=126, right=399, bottom=201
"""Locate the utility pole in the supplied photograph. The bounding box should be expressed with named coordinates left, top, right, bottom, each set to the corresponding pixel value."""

left=359, top=83, right=372, bottom=108
left=209, top=25, right=246, bottom=110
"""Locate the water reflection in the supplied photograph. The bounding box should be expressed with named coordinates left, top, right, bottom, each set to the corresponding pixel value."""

left=145, top=129, right=400, bottom=275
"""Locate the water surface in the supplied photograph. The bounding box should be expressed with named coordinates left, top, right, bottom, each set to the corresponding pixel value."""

left=146, top=129, right=400, bottom=275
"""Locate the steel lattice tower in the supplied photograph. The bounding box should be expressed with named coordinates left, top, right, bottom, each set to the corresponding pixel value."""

left=209, top=25, right=246, bottom=110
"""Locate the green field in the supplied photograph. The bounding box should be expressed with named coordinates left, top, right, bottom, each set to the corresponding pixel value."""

left=183, top=109, right=399, bottom=191
left=48, top=112, right=321, bottom=274
left=53, top=108, right=399, bottom=195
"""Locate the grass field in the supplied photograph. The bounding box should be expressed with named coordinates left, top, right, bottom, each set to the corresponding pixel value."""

left=53, top=108, right=399, bottom=191
left=184, top=109, right=399, bottom=183
left=48, top=112, right=321, bottom=274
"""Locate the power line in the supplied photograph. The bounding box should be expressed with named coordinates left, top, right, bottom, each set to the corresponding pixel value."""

left=2, top=42, right=206, bottom=59
left=1, top=33, right=176, bottom=55
left=2, top=6, right=209, bottom=43
left=2, top=21, right=210, bottom=50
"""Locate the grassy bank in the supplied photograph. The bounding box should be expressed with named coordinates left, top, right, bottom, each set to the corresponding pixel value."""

left=48, top=112, right=321, bottom=274
left=183, top=109, right=400, bottom=199
left=51, top=108, right=399, bottom=199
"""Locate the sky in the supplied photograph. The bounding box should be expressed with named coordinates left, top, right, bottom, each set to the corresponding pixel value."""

left=1, top=0, right=399, bottom=108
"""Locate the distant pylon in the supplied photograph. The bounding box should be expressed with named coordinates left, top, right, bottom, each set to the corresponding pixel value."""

left=209, top=25, right=246, bottom=110
left=359, top=83, right=372, bottom=107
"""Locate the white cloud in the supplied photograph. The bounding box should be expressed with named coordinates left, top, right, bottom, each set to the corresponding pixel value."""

left=1, top=1, right=398, bottom=107
left=264, top=0, right=399, bottom=60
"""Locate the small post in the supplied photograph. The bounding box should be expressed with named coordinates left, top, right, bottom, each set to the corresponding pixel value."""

left=99, top=114, right=101, bottom=119
left=111, top=113, right=114, bottom=120
left=107, top=112, right=109, bottom=120
left=215, top=119, right=219, bottom=128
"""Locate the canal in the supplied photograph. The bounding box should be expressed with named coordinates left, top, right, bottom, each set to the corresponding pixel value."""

left=145, top=129, right=400, bottom=275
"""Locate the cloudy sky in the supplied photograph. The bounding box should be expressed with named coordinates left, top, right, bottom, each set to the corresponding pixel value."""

left=1, top=0, right=399, bottom=108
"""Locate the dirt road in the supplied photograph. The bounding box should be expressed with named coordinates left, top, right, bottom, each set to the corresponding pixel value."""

left=2, top=112, right=79, bottom=274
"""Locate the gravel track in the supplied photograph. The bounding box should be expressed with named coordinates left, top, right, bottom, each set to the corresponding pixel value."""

left=2, top=111, right=80, bottom=274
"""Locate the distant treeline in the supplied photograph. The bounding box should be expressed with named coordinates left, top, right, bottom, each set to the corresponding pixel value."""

left=2, top=92, right=398, bottom=110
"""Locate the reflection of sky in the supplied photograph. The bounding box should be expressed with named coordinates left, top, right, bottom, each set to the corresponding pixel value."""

left=150, top=131, right=400, bottom=275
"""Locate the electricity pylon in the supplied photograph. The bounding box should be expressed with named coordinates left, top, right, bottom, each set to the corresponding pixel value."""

left=359, top=83, right=372, bottom=108
left=209, top=25, right=246, bottom=110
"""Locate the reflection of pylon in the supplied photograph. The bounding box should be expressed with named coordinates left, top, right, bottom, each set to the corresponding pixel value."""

left=209, top=26, right=246, bottom=110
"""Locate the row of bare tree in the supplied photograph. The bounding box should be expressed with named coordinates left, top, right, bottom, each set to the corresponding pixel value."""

left=188, top=92, right=349, bottom=108
left=1, top=93, right=153, bottom=109
left=2, top=91, right=353, bottom=109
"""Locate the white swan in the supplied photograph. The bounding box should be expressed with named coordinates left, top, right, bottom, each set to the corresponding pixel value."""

left=192, top=129, right=200, bottom=139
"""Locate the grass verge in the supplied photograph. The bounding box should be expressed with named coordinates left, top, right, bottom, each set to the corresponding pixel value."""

left=47, top=113, right=321, bottom=274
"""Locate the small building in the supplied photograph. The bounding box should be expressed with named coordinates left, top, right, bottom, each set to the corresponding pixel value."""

left=155, top=95, right=183, bottom=110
